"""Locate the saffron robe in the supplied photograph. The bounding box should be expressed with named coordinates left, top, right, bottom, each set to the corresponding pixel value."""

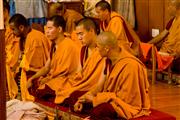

left=63, top=9, right=83, bottom=33
left=160, top=17, right=180, bottom=58
left=55, top=47, right=106, bottom=103
left=92, top=47, right=150, bottom=119
left=5, top=26, right=20, bottom=99
left=20, top=29, right=50, bottom=101
left=37, top=37, right=80, bottom=103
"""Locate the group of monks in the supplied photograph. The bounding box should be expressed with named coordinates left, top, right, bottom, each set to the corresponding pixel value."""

left=3, top=0, right=180, bottom=119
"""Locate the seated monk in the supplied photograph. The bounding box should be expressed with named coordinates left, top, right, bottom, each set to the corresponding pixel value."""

left=27, top=15, right=80, bottom=103
left=95, top=0, right=141, bottom=58
left=4, top=0, right=20, bottom=99
left=73, top=32, right=150, bottom=120
left=9, top=14, right=50, bottom=101
left=52, top=18, right=106, bottom=104
left=49, top=2, right=83, bottom=34
left=141, top=0, right=180, bottom=73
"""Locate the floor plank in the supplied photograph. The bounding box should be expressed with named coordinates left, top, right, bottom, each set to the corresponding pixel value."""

left=150, top=81, right=180, bottom=120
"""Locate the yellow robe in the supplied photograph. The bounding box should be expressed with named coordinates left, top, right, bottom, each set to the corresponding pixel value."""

left=38, top=37, right=80, bottom=103
left=5, top=26, right=20, bottom=99
left=63, top=9, right=83, bottom=33
left=92, top=47, right=150, bottom=119
left=20, top=29, right=50, bottom=101
left=55, top=47, right=106, bottom=103
left=160, top=17, right=180, bottom=58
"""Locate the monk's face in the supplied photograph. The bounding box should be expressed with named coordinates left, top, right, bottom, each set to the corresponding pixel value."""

left=95, top=7, right=109, bottom=21
left=9, top=22, right=23, bottom=37
left=76, top=25, right=92, bottom=46
left=46, top=21, right=60, bottom=41
left=168, top=0, right=177, bottom=17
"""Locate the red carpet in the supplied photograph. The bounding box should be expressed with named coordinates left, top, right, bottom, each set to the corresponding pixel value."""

left=35, top=100, right=176, bottom=120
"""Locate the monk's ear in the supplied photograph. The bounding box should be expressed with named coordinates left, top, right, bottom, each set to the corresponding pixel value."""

left=58, top=26, right=62, bottom=33
left=19, top=25, right=24, bottom=32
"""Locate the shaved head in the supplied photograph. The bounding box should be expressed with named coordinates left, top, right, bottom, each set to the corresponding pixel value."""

left=97, top=31, right=117, bottom=48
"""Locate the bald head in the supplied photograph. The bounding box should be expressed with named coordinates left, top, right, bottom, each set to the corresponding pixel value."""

left=97, top=32, right=117, bottom=48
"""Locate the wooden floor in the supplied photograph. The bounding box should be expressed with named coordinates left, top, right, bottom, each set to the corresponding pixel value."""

left=150, top=81, right=180, bottom=120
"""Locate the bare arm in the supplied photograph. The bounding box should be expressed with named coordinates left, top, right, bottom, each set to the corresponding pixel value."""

left=27, top=58, right=51, bottom=88
left=148, top=29, right=169, bottom=44
left=30, top=58, right=51, bottom=80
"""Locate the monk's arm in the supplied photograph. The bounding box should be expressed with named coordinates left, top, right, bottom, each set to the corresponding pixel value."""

left=29, top=58, right=51, bottom=80
left=148, top=29, right=169, bottom=44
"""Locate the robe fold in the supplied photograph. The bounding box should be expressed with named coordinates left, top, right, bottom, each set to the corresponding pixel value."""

left=20, top=29, right=50, bottom=101
left=5, top=26, right=20, bottom=99
left=55, top=47, right=106, bottom=103
left=92, top=47, right=150, bottom=119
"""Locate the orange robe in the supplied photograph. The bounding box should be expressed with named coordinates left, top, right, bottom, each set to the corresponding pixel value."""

left=20, top=29, right=50, bottom=101
left=100, top=11, right=141, bottom=57
left=160, top=17, right=180, bottom=57
left=92, top=47, right=150, bottom=119
left=5, top=26, right=20, bottom=99
left=63, top=9, right=83, bottom=33
left=54, top=47, right=106, bottom=103
left=37, top=37, right=80, bottom=103
left=101, top=12, right=129, bottom=46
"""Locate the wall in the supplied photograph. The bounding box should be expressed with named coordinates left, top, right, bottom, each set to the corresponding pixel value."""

left=135, top=0, right=172, bottom=42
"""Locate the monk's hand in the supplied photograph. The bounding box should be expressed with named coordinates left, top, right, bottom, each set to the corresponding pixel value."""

left=83, top=93, right=94, bottom=103
left=39, top=77, right=48, bottom=86
left=27, top=78, right=33, bottom=89
left=74, top=101, right=83, bottom=112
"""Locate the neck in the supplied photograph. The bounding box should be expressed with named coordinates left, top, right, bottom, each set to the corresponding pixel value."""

left=23, top=26, right=31, bottom=38
left=55, top=33, right=65, bottom=46
left=108, top=47, right=121, bottom=65
left=105, top=12, right=111, bottom=24
left=88, top=35, right=97, bottom=50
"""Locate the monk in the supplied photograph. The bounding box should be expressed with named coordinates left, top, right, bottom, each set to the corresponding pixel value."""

left=95, top=0, right=141, bottom=57
left=141, top=0, right=180, bottom=73
left=27, top=15, right=80, bottom=103
left=49, top=2, right=83, bottom=34
left=52, top=18, right=106, bottom=104
left=9, top=14, right=50, bottom=101
left=4, top=0, right=19, bottom=99
left=159, top=0, right=180, bottom=73
left=74, top=32, right=150, bottom=120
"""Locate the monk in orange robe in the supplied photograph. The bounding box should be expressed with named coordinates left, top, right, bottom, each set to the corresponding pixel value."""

left=9, top=14, right=50, bottom=101
left=95, top=0, right=141, bottom=58
left=4, top=1, right=20, bottom=99
left=141, top=0, right=180, bottom=72
left=51, top=18, right=106, bottom=104
left=49, top=2, right=83, bottom=34
left=74, top=32, right=150, bottom=120
left=27, top=15, right=80, bottom=103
